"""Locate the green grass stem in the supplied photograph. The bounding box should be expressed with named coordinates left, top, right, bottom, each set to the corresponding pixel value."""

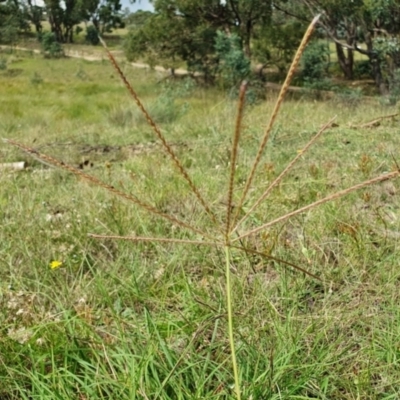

left=225, top=245, right=241, bottom=400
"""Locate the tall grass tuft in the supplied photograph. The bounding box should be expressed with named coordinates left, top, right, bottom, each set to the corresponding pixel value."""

left=4, top=14, right=400, bottom=399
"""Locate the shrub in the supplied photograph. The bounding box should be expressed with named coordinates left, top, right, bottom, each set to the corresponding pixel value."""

left=30, top=72, right=43, bottom=85
left=108, top=79, right=194, bottom=127
left=38, top=32, right=64, bottom=58
left=75, top=66, right=89, bottom=81
left=300, top=41, right=330, bottom=82
left=333, top=88, right=363, bottom=108
left=214, top=31, right=263, bottom=103
left=353, top=60, right=371, bottom=79
left=215, top=31, right=251, bottom=89
left=0, top=20, right=18, bottom=44
left=85, top=25, right=99, bottom=46
left=0, top=57, right=7, bottom=71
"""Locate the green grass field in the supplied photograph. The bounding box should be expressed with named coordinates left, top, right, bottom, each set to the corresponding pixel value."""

left=1, top=48, right=400, bottom=399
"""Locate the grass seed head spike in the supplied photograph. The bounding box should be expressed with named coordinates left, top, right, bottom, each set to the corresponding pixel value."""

left=234, top=170, right=400, bottom=242
left=4, top=138, right=213, bottom=240
left=233, top=14, right=321, bottom=222
left=88, top=234, right=221, bottom=247
left=232, top=116, right=337, bottom=234
left=226, top=81, right=247, bottom=239
left=99, top=36, right=220, bottom=228
left=6, top=23, right=400, bottom=400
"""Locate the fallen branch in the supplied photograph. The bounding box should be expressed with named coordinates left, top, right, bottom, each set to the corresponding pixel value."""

left=349, top=113, right=399, bottom=129
left=266, top=82, right=335, bottom=99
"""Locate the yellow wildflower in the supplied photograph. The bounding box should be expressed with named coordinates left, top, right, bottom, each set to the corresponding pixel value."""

left=50, top=260, right=63, bottom=270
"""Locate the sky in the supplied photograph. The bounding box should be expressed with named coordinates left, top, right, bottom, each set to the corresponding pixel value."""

left=33, top=0, right=155, bottom=12
left=124, top=0, right=154, bottom=12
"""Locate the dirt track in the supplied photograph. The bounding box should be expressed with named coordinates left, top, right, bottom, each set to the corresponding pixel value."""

left=1, top=44, right=364, bottom=98
left=0, top=44, right=190, bottom=76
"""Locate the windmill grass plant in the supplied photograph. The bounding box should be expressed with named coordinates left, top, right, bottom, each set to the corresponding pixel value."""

left=3, top=15, right=400, bottom=399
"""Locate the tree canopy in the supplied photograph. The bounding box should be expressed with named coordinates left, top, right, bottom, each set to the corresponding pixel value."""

left=124, top=0, right=272, bottom=79
left=4, top=0, right=400, bottom=97
left=0, top=0, right=29, bottom=43
left=275, top=0, right=400, bottom=93
left=0, top=0, right=125, bottom=43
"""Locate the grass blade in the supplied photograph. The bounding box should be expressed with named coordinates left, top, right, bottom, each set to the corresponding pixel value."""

left=231, top=245, right=321, bottom=281
left=4, top=138, right=212, bottom=239
left=225, top=245, right=241, bottom=400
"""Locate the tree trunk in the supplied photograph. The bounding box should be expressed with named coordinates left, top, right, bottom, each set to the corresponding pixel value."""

left=92, top=18, right=100, bottom=32
left=48, top=14, right=64, bottom=42
left=335, top=42, right=354, bottom=79
left=55, top=26, right=64, bottom=42
left=34, top=22, right=42, bottom=33
left=64, top=26, right=73, bottom=43
left=365, top=33, right=388, bottom=95
left=243, top=20, right=252, bottom=58
left=334, top=22, right=355, bottom=80
left=370, top=55, right=388, bottom=95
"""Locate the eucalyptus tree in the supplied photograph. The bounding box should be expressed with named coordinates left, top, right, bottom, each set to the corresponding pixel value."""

left=125, top=0, right=229, bottom=78
left=0, top=0, right=28, bottom=43
left=43, top=0, right=81, bottom=42
left=42, top=0, right=124, bottom=43
left=23, top=0, right=44, bottom=33
left=253, top=3, right=306, bottom=75
left=81, top=0, right=124, bottom=34
left=124, top=0, right=272, bottom=78
left=275, top=0, right=400, bottom=94
left=226, top=0, right=272, bottom=57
